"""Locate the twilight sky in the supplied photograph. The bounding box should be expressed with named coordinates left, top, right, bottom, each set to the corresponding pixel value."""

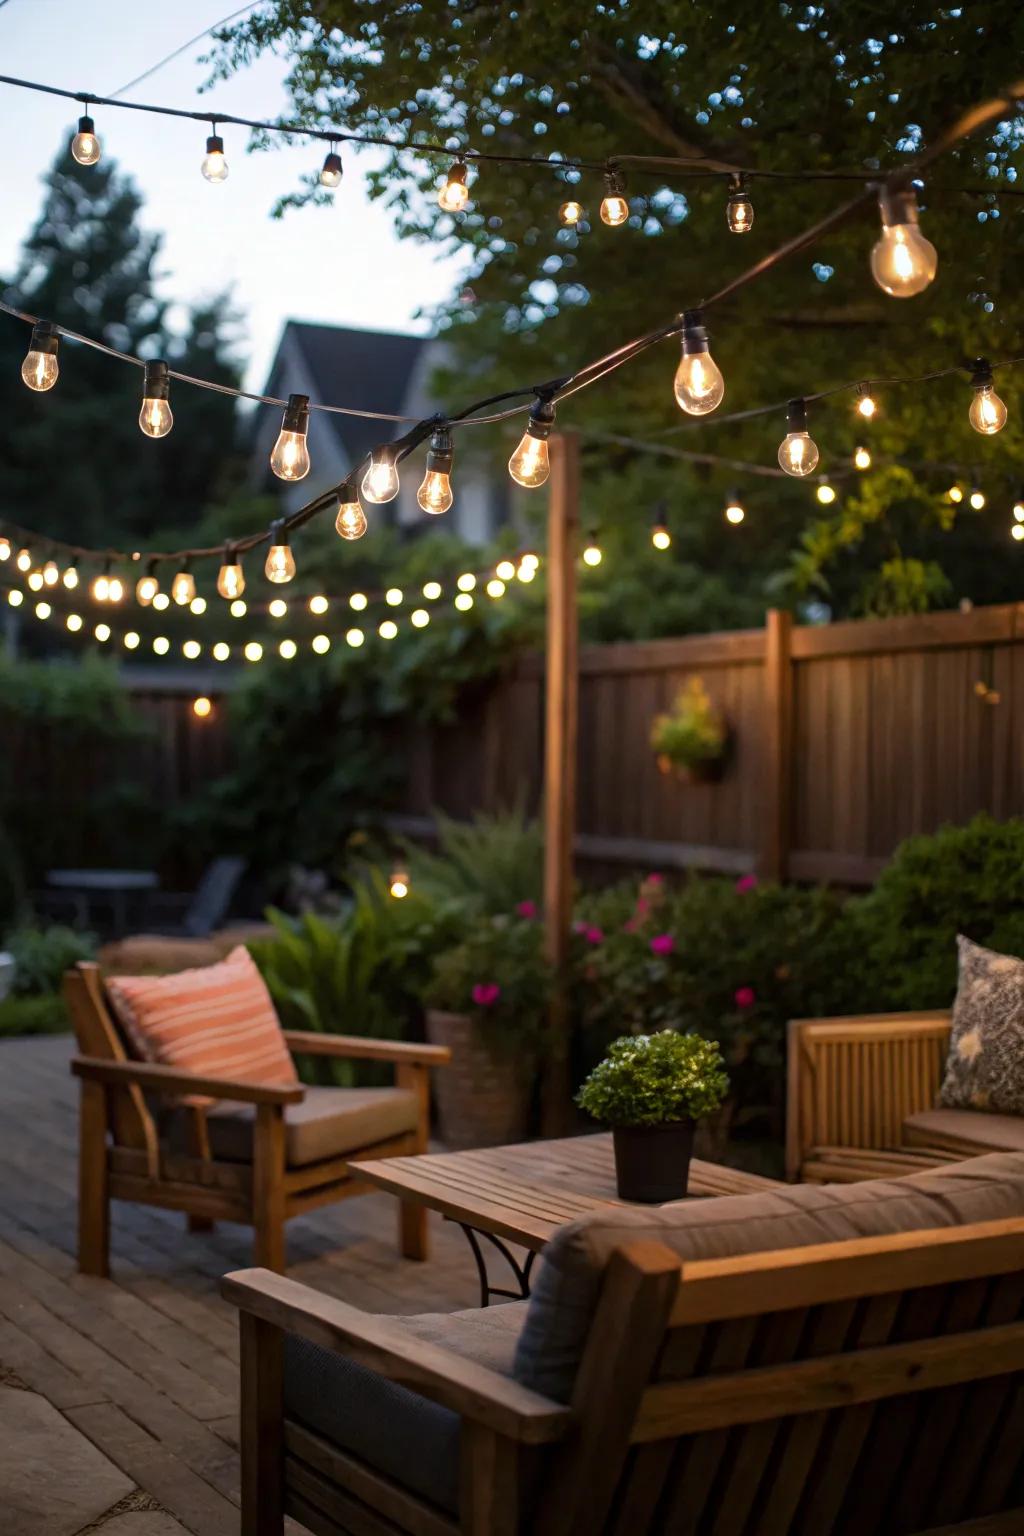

left=0, top=1, right=467, bottom=392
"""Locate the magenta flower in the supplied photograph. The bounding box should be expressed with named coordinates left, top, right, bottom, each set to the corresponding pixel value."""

left=584, top=925, right=604, bottom=946
left=635, top=896, right=650, bottom=917
left=472, top=983, right=501, bottom=1007
left=735, top=874, right=758, bottom=894
left=515, top=900, right=537, bottom=919
left=645, top=872, right=665, bottom=887
left=734, top=986, right=756, bottom=1010
left=650, top=934, right=675, bottom=956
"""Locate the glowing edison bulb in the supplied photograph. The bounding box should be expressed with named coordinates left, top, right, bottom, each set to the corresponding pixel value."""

left=559, top=199, right=583, bottom=227
left=816, top=480, right=837, bottom=506
left=193, top=696, right=212, bottom=717
left=778, top=400, right=819, bottom=477
left=389, top=869, right=410, bottom=899
left=312, top=634, right=331, bottom=654
left=190, top=596, right=207, bottom=615
left=27, top=571, right=44, bottom=592
left=16, top=547, right=32, bottom=572
left=66, top=613, right=83, bottom=632
left=201, top=133, right=229, bottom=183
left=362, top=448, right=400, bottom=504
left=0, top=538, right=8, bottom=562
left=411, top=608, right=430, bottom=627
left=856, top=385, right=877, bottom=420
left=22, top=323, right=59, bottom=391
left=378, top=620, right=398, bottom=640
left=91, top=570, right=110, bottom=602
left=417, top=427, right=454, bottom=514
left=346, top=628, right=365, bottom=647
left=496, top=560, right=516, bottom=581
left=183, top=640, right=202, bottom=660
left=948, top=485, right=963, bottom=504
left=244, top=641, right=264, bottom=662
left=600, top=167, right=629, bottom=226
left=319, top=148, right=343, bottom=188
left=270, top=394, right=311, bottom=482
left=725, top=498, right=745, bottom=526
left=726, top=173, right=753, bottom=233
left=135, top=570, right=158, bottom=606
left=652, top=521, right=672, bottom=551
left=265, top=526, right=296, bottom=583
left=673, top=311, right=724, bottom=416
left=1013, top=524, right=1024, bottom=543
left=63, top=563, right=79, bottom=589
left=350, top=592, right=368, bottom=611
left=42, top=560, right=59, bottom=586
left=212, top=642, right=230, bottom=661
left=279, top=639, right=297, bottom=659
left=854, top=446, right=872, bottom=470
left=422, top=582, right=441, bottom=601
left=171, top=566, right=196, bottom=605
left=94, top=622, right=110, bottom=641
left=1014, top=502, right=1024, bottom=523
left=139, top=361, right=173, bottom=438
left=970, top=487, right=986, bottom=511
left=336, top=495, right=368, bottom=540
left=217, top=552, right=245, bottom=600
left=108, top=577, right=125, bottom=603
left=870, top=186, right=937, bottom=298
left=438, top=160, right=469, bottom=213
left=8, top=590, right=23, bottom=607
left=71, top=115, right=101, bottom=166
left=509, top=398, right=556, bottom=488
left=582, top=536, right=602, bottom=567
left=269, top=599, right=287, bottom=618
left=309, top=594, right=329, bottom=615
left=152, top=591, right=170, bottom=611
left=968, top=361, right=1007, bottom=435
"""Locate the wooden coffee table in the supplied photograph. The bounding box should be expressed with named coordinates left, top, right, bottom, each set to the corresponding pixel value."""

left=355, top=1134, right=780, bottom=1305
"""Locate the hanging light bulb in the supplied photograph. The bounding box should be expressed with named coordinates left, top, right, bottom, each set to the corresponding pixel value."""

left=582, top=531, right=602, bottom=567
left=171, top=562, right=196, bottom=606
left=870, top=184, right=937, bottom=298
left=385, top=587, right=403, bottom=606
left=230, top=599, right=247, bottom=618
left=212, top=642, right=230, bottom=661
left=270, top=393, right=311, bottom=481
left=16, top=546, right=32, bottom=573
left=854, top=445, right=872, bottom=471
left=816, top=479, right=837, bottom=506
left=201, top=129, right=229, bottom=183
left=1012, top=525, right=1024, bottom=543
left=389, top=868, right=410, bottom=899
left=600, top=166, right=629, bottom=226
left=968, top=358, right=1007, bottom=435
left=217, top=546, right=245, bottom=600
left=362, top=445, right=400, bottom=504
left=21, top=322, right=60, bottom=392
left=509, top=398, right=556, bottom=488
left=378, top=620, right=398, bottom=639
left=94, top=621, right=110, bottom=640
left=312, top=634, right=331, bottom=653
left=724, top=494, right=745, bottom=526
left=417, top=426, right=455, bottom=514
left=66, top=613, right=83, bottom=632
left=63, top=558, right=79, bottom=589
left=346, top=628, right=365, bottom=647
left=1014, top=500, right=1024, bottom=523
left=91, top=561, right=112, bottom=602
left=107, top=573, right=124, bottom=603
left=0, top=538, right=9, bottom=562
left=456, top=574, right=476, bottom=593
left=422, top=581, right=441, bottom=601
left=279, top=639, right=297, bottom=659
left=269, top=598, right=287, bottom=618
left=319, top=144, right=343, bottom=189
left=7, top=590, right=22, bottom=608
left=673, top=310, right=725, bottom=416
left=651, top=506, right=672, bottom=550
left=438, top=159, right=470, bottom=213
left=495, top=559, right=516, bottom=582
left=335, top=484, right=368, bottom=540
left=152, top=591, right=170, bottom=611
left=139, top=360, right=173, bottom=438
left=309, top=594, right=329, bottom=615
left=725, top=172, right=753, bottom=233
left=71, top=112, right=101, bottom=166
left=27, top=570, right=44, bottom=592
left=947, top=484, right=963, bottom=504
left=559, top=199, right=584, bottom=227
left=135, top=563, right=159, bottom=606
left=350, top=592, right=369, bottom=610
left=42, top=559, right=59, bottom=587
left=855, top=383, right=877, bottom=420
left=190, top=595, right=207, bottom=615
left=778, top=399, right=819, bottom=477
left=970, top=486, right=986, bottom=511
left=264, top=521, right=296, bottom=582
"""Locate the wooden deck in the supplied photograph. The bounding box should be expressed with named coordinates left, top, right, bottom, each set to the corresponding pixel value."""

left=0, top=1034, right=480, bottom=1535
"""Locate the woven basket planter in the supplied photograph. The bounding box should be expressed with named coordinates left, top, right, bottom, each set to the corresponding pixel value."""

left=425, top=1009, right=534, bottom=1150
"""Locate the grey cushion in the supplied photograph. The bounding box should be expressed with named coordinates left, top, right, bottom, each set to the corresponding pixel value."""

left=513, top=1152, right=1024, bottom=1401
left=904, top=1107, right=1024, bottom=1155
left=169, top=1085, right=417, bottom=1168
left=284, top=1302, right=526, bottom=1515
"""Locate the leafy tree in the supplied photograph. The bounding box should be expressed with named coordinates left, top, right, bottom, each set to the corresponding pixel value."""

left=211, top=4, right=1024, bottom=619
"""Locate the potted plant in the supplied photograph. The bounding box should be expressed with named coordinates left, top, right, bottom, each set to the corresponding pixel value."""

left=650, top=676, right=728, bottom=783
left=423, top=908, right=551, bottom=1148
left=576, top=1029, right=729, bottom=1201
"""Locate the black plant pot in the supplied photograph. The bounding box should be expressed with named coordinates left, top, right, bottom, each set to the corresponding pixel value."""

left=612, top=1119, right=696, bottom=1203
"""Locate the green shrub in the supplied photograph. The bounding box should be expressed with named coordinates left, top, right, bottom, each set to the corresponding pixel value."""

left=0, top=993, right=69, bottom=1037
left=6, top=924, right=96, bottom=995
left=423, top=908, right=551, bottom=1051
left=577, top=1030, right=729, bottom=1127
left=402, top=807, right=543, bottom=917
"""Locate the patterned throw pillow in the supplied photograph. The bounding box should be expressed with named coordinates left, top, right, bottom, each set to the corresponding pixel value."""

left=938, top=935, right=1024, bottom=1116
left=107, top=944, right=297, bottom=1105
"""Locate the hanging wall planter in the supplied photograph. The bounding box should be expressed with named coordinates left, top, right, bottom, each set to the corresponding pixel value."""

left=650, top=676, right=729, bottom=784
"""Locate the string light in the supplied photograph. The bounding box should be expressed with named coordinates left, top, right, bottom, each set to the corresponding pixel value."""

left=190, top=595, right=207, bottom=615
left=213, top=641, right=230, bottom=661
left=27, top=569, right=44, bottom=591
left=350, top=592, right=368, bottom=611
left=135, top=562, right=158, bottom=605
left=778, top=398, right=819, bottom=477
left=139, top=360, right=173, bottom=438
left=651, top=508, right=672, bottom=550
left=269, top=598, right=287, bottom=618
left=35, top=601, right=51, bottom=620
left=71, top=112, right=101, bottom=166
left=422, top=581, right=441, bottom=601
left=385, top=587, right=403, bottom=606
left=345, top=628, right=364, bottom=647
left=335, top=485, right=368, bottom=540
left=1014, top=501, right=1024, bottom=523
left=309, top=594, right=329, bottom=615
left=310, top=634, right=329, bottom=653
left=724, top=494, right=745, bottom=526
left=417, top=426, right=454, bottom=514
left=279, top=638, right=297, bottom=658
left=389, top=868, right=410, bottom=899
left=244, top=641, right=263, bottom=661
left=485, top=579, right=505, bottom=599
left=673, top=310, right=724, bottom=416
left=970, top=486, right=986, bottom=511
left=62, top=560, right=78, bottom=588
left=582, top=532, right=602, bottom=567
left=66, top=612, right=82, bottom=632
left=456, top=574, right=476, bottom=593
left=42, top=559, right=59, bottom=586
left=968, top=358, right=1007, bottom=435
left=600, top=167, right=629, bottom=226
left=91, top=561, right=112, bottom=602
left=7, top=590, right=22, bottom=607
left=559, top=199, right=583, bottom=227
left=21, top=322, right=59, bottom=391
left=270, top=393, right=311, bottom=482
left=230, top=598, right=247, bottom=617
left=201, top=130, right=229, bottom=183
left=171, top=562, right=195, bottom=605
left=1012, top=525, right=1024, bottom=542
left=152, top=591, right=170, bottom=611
left=454, top=592, right=474, bottom=610
left=856, top=383, right=877, bottom=420
left=319, top=144, right=343, bottom=188
left=362, top=446, right=400, bottom=504
left=265, top=521, right=296, bottom=583
left=183, top=640, right=202, bottom=659
left=94, top=622, right=110, bottom=641
left=411, top=608, right=430, bottom=626
left=854, top=445, right=872, bottom=470
left=193, top=696, right=213, bottom=718
left=509, top=398, right=556, bottom=488
left=816, top=478, right=837, bottom=505
left=870, top=185, right=937, bottom=298
left=378, top=620, right=398, bottom=640
left=495, top=560, right=516, bottom=582
left=438, top=159, right=470, bottom=213
left=125, top=630, right=141, bottom=650
left=0, top=538, right=9, bottom=562
left=16, top=547, right=32, bottom=573
left=948, top=484, right=964, bottom=504
left=726, top=172, right=753, bottom=233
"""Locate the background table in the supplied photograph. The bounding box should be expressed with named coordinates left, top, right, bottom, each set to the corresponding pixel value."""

left=45, top=868, right=159, bottom=933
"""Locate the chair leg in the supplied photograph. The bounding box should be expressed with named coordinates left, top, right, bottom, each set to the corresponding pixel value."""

left=240, top=1312, right=285, bottom=1536
left=397, top=1064, right=431, bottom=1261
left=79, top=1079, right=110, bottom=1277
left=399, top=1199, right=429, bottom=1262
left=253, top=1103, right=287, bottom=1273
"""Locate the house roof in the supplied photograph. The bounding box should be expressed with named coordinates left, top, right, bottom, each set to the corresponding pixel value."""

left=269, top=320, right=429, bottom=464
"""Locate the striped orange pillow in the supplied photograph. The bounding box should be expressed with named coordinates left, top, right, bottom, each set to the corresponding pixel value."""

left=107, top=945, right=297, bottom=1103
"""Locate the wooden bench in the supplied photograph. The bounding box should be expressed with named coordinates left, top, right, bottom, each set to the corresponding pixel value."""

left=65, top=961, right=449, bottom=1275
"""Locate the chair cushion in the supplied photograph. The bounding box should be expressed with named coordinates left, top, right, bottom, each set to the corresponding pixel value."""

left=284, top=1302, right=526, bottom=1515
left=513, top=1152, right=1024, bottom=1401
left=939, top=935, right=1024, bottom=1115
left=106, top=945, right=297, bottom=1106
left=903, top=1107, right=1024, bottom=1156
left=168, top=1085, right=418, bottom=1167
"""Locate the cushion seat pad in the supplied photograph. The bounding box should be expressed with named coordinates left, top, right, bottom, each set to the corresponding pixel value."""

left=169, top=1085, right=418, bottom=1168
left=903, top=1107, right=1024, bottom=1156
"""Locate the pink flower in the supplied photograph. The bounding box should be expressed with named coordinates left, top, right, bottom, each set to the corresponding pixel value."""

left=472, top=983, right=501, bottom=1007
left=735, top=874, right=758, bottom=894
left=584, top=925, right=604, bottom=945
left=515, top=900, right=537, bottom=919
left=635, top=897, right=650, bottom=917
left=734, top=986, right=756, bottom=1010
left=645, top=873, right=664, bottom=887
left=650, top=934, right=675, bottom=956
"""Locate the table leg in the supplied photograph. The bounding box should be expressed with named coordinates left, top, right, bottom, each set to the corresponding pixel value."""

left=457, top=1224, right=537, bottom=1307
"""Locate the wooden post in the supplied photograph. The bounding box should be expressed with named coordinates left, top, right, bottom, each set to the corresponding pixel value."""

left=760, top=607, right=793, bottom=881
left=541, top=431, right=580, bottom=1135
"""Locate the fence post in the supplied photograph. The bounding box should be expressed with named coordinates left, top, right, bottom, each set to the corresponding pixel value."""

left=760, top=607, right=793, bottom=881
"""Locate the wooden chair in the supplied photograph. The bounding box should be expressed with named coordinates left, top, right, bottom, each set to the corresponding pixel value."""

left=225, top=1212, right=1024, bottom=1535
left=65, top=961, right=450, bottom=1276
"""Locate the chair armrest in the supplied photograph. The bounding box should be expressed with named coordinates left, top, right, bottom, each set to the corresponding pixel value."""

left=282, top=1031, right=451, bottom=1067
left=222, top=1267, right=571, bottom=1446
left=71, top=1056, right=306, bottom=1106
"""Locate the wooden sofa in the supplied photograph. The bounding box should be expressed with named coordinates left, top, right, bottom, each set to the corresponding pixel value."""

left=787, top=1009, right=1024, bottom=1184
left=65, top=961, right=450, bottom=1275
left=225, top=1153, right=1024, bottom=1535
